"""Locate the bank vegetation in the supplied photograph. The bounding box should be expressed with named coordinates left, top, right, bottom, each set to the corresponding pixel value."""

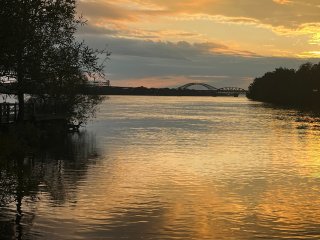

left=247, top=62, right=320, bottom=108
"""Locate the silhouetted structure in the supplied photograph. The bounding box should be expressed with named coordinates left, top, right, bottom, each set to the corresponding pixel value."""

left=0, top=103, right=18, bottom=123
left=81, top=82, right=247, bottom=96
left=0, top=81, right=247, bottom=97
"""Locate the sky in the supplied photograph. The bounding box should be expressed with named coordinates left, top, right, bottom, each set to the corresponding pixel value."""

left=77, top=0, right=320, bottom=89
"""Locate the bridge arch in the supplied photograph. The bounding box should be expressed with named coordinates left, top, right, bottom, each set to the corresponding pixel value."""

left=178, top=83, right=218, bottom=91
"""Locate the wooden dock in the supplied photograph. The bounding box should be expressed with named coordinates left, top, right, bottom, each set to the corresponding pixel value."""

left=0, top=102, right=67, bottom=125
left=0, top=103, right=19, bottom=124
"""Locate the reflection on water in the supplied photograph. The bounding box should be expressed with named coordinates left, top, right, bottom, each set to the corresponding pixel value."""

left=0, top=130, right=99, bottom=239
left=2, top=96, right=320, bottom=239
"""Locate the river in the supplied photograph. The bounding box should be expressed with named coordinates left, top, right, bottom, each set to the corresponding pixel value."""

left=2, top=96, right=320, bottom=239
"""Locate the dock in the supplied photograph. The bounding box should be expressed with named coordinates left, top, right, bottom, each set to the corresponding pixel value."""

left=0, top=103, right=19, bottom=124
left=0, top=102, right=67, bottom=125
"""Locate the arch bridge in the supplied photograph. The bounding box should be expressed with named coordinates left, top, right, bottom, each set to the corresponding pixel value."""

left=178, top=83, right=218, bottom=91
left=178, top=83, right=247, bottom=95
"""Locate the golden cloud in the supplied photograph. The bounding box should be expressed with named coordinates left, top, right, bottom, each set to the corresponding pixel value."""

left=79, top=0, right=320, bottom=37
left=272, top=0, right=292, bottom=4
left=77, top=0, right=320, bottom=58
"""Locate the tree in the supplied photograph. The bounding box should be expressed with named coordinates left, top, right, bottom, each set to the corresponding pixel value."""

left=247, top=62, right=320, bottom=107
left=0, top=0, right=109, bottom=122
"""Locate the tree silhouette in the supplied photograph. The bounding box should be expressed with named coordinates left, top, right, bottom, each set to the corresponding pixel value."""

left=0, top=0, right=109, bottom=122
left=247, top=62, right=320, bottom=107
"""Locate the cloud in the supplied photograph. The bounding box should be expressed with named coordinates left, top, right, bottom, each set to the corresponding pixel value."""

left=80, top=34, right=259, bottom=60
left=272, top=0, right=292, bottom=5
left=77, top=0, right=320, bottom=58
left=78, top=0, right=320, bottom=30
left=75, top=1, right=320, bottom=88
left=78, top=23, right=203, bottom=42
left=150, top=0, right=320, bottom=29
left=78, top=1, right=137, bottom=21
left=78, top=35, right=320, bottom=88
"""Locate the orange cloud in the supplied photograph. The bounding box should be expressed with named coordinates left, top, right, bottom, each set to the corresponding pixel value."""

left=77, top=0, right=320, bottom=58
left=79, top=0, right=320, bottom=29
left=272, top=0, right=292, bottom=4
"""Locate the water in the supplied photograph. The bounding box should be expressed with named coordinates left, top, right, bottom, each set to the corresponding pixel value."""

left=2, top=96, right=320, bottom=239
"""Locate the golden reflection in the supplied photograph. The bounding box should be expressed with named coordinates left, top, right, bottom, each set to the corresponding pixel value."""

left=13, top=97, right=320, bottom=239
left=257, top=186, right=320, bottom=227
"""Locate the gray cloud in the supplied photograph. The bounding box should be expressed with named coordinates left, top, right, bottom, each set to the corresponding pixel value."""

left=77, top=34, right=319, bottom=88
left=78, top=24, right=121, bottom=35
left=80, top=34, right=257, bottom=60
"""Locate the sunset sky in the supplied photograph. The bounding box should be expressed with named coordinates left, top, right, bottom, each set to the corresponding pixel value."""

left=77, top=0, right=320, bottom=88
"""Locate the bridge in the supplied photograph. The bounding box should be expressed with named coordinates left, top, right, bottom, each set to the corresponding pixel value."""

left=178, top=83, right=247, bottom=96
left=178, top=83, right=218, bottom=91
left=0, top=81, right=247, bottom=97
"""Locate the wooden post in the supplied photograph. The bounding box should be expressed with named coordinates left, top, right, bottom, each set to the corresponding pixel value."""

left=6, top=104, right=10, bottom=123
left=0, top=103, right=3, bottom=123
left=14, top=103, right=17, bottom=121
left=0, top=104, right=2, bottom=123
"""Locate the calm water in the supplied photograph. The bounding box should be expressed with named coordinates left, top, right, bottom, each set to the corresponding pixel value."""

left=2, top=96, right=320, bottom=239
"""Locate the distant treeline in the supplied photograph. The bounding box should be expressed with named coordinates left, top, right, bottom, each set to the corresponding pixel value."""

left=84, top=86, right=219, bottom=96
left=247, top=62, right=320, bottom=107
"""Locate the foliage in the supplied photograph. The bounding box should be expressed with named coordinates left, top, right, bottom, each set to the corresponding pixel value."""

left=247, top=62, right=320, bottom=107
left=27, top=94, right=103, bottom=123
left=0, top=0, right=109, bottom=122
